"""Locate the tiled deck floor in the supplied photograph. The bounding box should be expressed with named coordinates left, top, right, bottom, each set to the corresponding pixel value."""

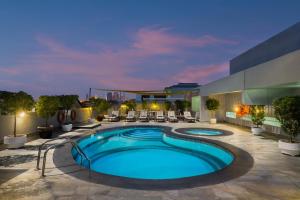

left=0, top=122, right=299, bottom=200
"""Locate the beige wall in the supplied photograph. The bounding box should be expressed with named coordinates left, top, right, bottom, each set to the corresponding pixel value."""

left=200, top=49, right=300, bottom=97
left=0, top=108, right=92, bottom=141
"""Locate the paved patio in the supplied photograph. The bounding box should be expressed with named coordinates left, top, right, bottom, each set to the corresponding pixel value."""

left=0, top=122, right=299, bottom=200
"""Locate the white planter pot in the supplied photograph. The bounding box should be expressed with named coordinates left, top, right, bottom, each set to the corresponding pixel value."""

left=210, top=118, right=217, bottom=124
left=4, top=135, right=27, bottom=149
left=251, top=127, right=264, bottom=135
left=278, top=140, right=300, bottom=156
left=62, top=124, right=72, bottom=132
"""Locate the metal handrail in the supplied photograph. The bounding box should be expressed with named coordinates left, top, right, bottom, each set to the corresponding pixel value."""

left=36, top=136, right=71, bottom=170
left=38, top=139, right=91, bottom=177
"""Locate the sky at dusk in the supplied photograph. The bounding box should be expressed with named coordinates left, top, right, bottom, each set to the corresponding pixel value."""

left=0, top=0, right=300, bottom=98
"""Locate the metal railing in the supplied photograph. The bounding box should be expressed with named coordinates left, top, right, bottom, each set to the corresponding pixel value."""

left=36, top=137, right=91, bottom=177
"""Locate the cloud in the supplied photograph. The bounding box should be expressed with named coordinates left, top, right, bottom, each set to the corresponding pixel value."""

left=173, top=63, right=229, bottom=83
left=133, top=27, right=237, bottom=55
left=0, top=67, right=22, bottom=75
left=0, top=26, right=237, bottom=96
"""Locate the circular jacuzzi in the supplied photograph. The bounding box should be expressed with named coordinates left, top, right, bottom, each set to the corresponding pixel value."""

left=71, top=126, right=234, bottom=180
left=175, top=128, right=233, bottom=136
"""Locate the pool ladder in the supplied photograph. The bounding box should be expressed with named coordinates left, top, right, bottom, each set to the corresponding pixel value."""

left=36, top=136, right=91, bottom=177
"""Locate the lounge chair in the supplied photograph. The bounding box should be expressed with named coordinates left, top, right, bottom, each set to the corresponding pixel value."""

left=108, top=111, right=120, bottom=122
left=167, top=111, right=178, bottom=122
left=139, top=110, right=149, bottom=122
left=156, top=111, right=165, bottom=122
left=184, top=111, right=196, bottom=122
left=126, top=111, right=136, bottom=122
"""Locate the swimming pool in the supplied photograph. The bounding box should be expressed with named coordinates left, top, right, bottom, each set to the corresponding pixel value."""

left=71, top=126, right=234, bottom=180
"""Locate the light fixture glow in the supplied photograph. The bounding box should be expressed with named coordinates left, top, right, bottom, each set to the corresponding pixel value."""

left=19, top=111, right=25, bottom=118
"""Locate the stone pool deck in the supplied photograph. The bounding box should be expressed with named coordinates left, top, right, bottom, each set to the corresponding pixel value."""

left=0, top=122, right=299, bottom=200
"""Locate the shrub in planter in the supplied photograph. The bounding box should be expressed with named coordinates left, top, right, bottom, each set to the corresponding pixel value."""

left=273, top=96, right=300, bottom=156
left=58, top=95, right=78, bottom=131
left=1, top=91, right=34, bottom=148
left=249, top=105, right=265, bottom=135
left=90, top=98, right=111, bottom=120
left=205, top=98, right=220, bottom=124
left=164, top=101, right=172, bottom=111
left=36, top=96, right=60, bottom=138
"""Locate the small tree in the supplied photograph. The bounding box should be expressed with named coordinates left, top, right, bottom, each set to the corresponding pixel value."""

left=164, top=101, right=172, bottom=111
left=175, top=100, right=183, bottom=114
left=249, top=105, right=265, bottom=128
left=91, top=98, right=111, bottom=115
left=273, top=96, right=300, bottom=143
left=36, top=96, right=60, bottom=127
left=0, top=91, right=34, bottom=137
left=205, top=98, right=220, bottom=118
left=58, top=95, right=78, bottom=123
left=141, top=101, right=148, bottom=110
left=182, top=100, right=191, bottom=111
left=123, top=100, right=136, bottom=111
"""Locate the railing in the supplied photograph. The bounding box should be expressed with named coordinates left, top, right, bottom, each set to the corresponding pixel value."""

left=36, top=137, right=91, bottom=177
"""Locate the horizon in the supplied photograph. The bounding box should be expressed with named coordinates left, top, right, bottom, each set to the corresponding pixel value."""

left=1, top=0, right=300, bottom=98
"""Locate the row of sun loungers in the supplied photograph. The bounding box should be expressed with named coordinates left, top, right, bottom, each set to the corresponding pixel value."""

left=107, top=110, right=196, bottom=122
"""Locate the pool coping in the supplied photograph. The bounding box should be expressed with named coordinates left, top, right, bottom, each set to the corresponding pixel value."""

left=53, top=125, right=254, bottom=190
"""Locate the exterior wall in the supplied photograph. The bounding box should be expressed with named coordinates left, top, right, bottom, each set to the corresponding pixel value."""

left=244, top=49, right=300, bottom=89
left=0, top=108, right=92, bottom=141
left=200, top=71, right=244, bottom=96
left=230, top=22, right=300, bottom=74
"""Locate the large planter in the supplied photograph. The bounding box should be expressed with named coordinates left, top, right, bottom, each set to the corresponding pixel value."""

left=251, top=127, right=264, bottom=135
left=210, top=118, right=217, bottom=124
left=4, top=135, right=27, bottom=149
left=278, top=140, right=300, bottom=156
left=62, top=123, right=72, bottom=132
left=38, top=126, right=53, bottom=139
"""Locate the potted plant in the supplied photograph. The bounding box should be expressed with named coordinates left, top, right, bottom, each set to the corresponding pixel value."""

left=249, top=105, right=265, bottom=135
left=91, top=98, right=111, bottom=121
left=205, top=98, right=220, bottom=124
left=164, top=101, right=172, bottom=111
left=36, top=96, right=60, bottom=138
left=182, top=100, right=191, bottom=111
left=58, top=95, right=78, bottom=132
left=1, top=91, right=34, bottom=148
left=273, top=96, right=300, bottom=156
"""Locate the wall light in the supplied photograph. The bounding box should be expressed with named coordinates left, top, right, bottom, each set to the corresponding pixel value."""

left=19, top=111, right=25, bottom=118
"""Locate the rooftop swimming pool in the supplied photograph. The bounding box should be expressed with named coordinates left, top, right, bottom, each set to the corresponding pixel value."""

left=71, top=126, right=234, bottom=180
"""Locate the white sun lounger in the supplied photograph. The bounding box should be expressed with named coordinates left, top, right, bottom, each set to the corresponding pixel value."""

left=156, top=111, right=165, bottom=122
left=167, top=111, right=178, bottom=122
left=184, top=111, right=195, bottom=122
left=108, top=110, right=120, bottom=122
left=139, top=110, right=149, bottom=122
left=126, top=111, right=136, bottom=122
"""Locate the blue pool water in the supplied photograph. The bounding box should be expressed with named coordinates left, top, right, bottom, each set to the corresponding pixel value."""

left=72, top=126, right=233, bottom=180
left=185, top=129, right=223, bottom=136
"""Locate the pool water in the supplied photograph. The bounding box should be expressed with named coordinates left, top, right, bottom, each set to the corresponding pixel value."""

left=185, top=129, right=223, bottom=136
left=72, top=127, right=233, bottom=180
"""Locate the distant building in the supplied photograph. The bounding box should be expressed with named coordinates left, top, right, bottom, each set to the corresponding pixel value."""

left=106, top=92, right=113, bottom=101
left=112, top=92, right=120, bottom=101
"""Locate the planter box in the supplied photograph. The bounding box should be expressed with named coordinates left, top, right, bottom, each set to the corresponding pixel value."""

left=278, top=140, right=300, bottom=156
left=62, top=124, right=72, bottom=132
left=251, top=127, right=264, bottom=135
left=4, top=135, right=27, bottom=149
left=210, top=118, right=217, bottom=124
